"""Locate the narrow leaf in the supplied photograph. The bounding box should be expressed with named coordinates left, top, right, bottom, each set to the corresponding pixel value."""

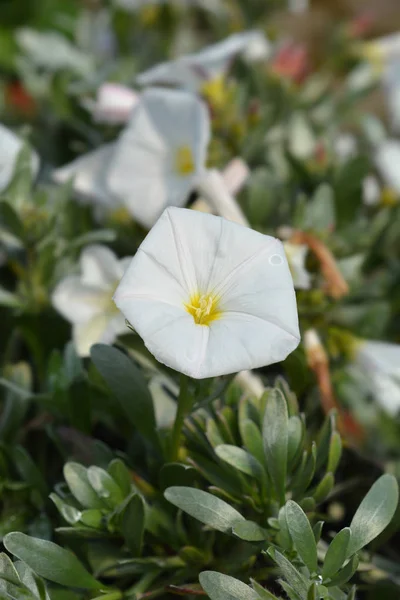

left=4, top=533, right=101, bottom=589
left=322, top=528, right=351, bottom=580
left=285, top=500, right=318, bottom=573
left=262, top=389, right=288, bottom=504
left=199, top=571, right=259, bottom=600
left=164, top=487, right=244, bottom=533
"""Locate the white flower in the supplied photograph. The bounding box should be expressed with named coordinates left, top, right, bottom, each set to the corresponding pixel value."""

left=113, top=207, right=300, bottom=379
left=0, top=124, right=39, bottom=192
left=52, top=144, right=117, bottom=209
left=82, top=83, right=139, bottom=124
left=136, top=31, right=270, bottom=91
left=283, top=243, right=311, bottom=290
left=362, top=175, right=381, bottom=206
left=54, top=88, right=209, bottom=227
left=196, top=169, right=249, bottom=227
left=333, top=133, right=358, bottom=162
left=234, top=370, right=264, bottom=398
left=374, top=140, right=400, bottom=194
left=15, top=28, right=93, bottom=75
left=106, top=87, right=210, bottom=228
left=52, top=245, right=130, bottom=357
left=355, top=340, right=400, bottom=415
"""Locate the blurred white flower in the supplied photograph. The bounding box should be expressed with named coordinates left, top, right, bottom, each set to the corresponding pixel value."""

left=15, top=28, right=93, bottom=75
left=106, top=87, right=210, bottom=227
left=53, top=144, right=117, bottom=210
left=234, top=370, right=264, bottom=398
left=283, top=243, right=311, bottom=290
left=52, top=245, right=130, bottom=357
left=114, top=207, right=300, bottom=379
left=137, top=31, right=270, bottom=91
left=53, top=88, right=247, bottom=229
left=82, top=83, right=139, bottom=124
left=287, top=112, right=317, bottom=160
left=333, top=133, right=358, bottom=162
left=196, top=169, right=249, bottom=227
left=0, top=124, right=39, bottom=192
left=362, top=175, right=381, bottom=206
left=355, top=340, right=400, bottom=415
left=374, top=140, right=400, bottom=195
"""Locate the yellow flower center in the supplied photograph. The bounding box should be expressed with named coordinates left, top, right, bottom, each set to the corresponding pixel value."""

left=380, top=187, right=398, bottom=207
left=184, top=292, right=221, bottom=326
left=174, top=145, right=195, bottom=176
left=361, top=43, right=384, bottom=75
left=201, top=75, right=228, bottom=109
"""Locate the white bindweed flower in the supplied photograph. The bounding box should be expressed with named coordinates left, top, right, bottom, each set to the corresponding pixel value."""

left=0, top=124, right=39, bottom=192
left=283, top=242, right=311, bottom=290
left=82, top=83, right=139, bottom=124
left=52, top=245, right=130, bottom=357
left=333, top=133, right=358, bottom=162
left=106, top=87, right=210, bottom=227
left=52, top=144, right=117, bottom=210
left=113, top=207, right=300, bottom=379
left=362, top=175, right=381, bottom=206
left=196, top=169, right=249, bottom=227
left=355, top=340, right=400, bottom=415
left=136, top=31, right=270, bottom=91
left=374, top=140, right=400, bottom=195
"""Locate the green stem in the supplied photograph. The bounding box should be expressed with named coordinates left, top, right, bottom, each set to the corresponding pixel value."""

left=169, top=374, right=192, bottom=462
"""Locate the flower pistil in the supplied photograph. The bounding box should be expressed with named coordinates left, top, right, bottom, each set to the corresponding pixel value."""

left=184, top=292, right=221, bottom=326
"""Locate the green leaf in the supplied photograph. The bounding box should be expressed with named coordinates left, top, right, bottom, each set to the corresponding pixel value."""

left=307, top=583, right=317, bottom=600
left=347, top=474, right=399, bottom=556
left=0, top=286, right=23, bottom=308
left=324, top=555, right=359, bottom=588
left=262, top=389, right=288, bottom=504
left=4, top=533, right=101, bottom=589
left=232, top=520, right=267, bottom=542
left=327, top=432, right=342, bottom=475
left=121, top=494, right=145, bottom=556
left=0, top=201, right=24, bottom=239
left=215, top=445, right=266, bottom=481
left=285, top=500, right=318, bottom=573
left=87, top=466, right=125, bottom=507
left=50, top=494, right=81, bottom=525
left=240, top=419, right=265, bottom=467
left=287, top=416, right=303, bottom=469
left=63, top=342, right=83, bottom=385
left=322, top=528, right=351, bottom=580
left=91, top=345, right=158, bottom=447
left=313, top=521, right=324, bottom=543
left=0, top=552, right=20, bottom=584
left=199, top=571, right=259, bottom=600
left=251, top=579, right=283, bottom=600
left=164, top=487, right=245, bottom=533
left=313, top=472, right=334, bottom=503
left=12, top=445, right=48, bottom=502
left=63, top=463, right=105, bottom=509
left=107, top=459, right=132, bottom=497
left=266, top=548, right=308, bottom=599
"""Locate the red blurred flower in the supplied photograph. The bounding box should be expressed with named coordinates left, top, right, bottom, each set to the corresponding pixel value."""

left=348, top=11, right=375, bottom=39
left=5, top=81, right=37, bottom=117
left=269, top=42, right=311, bottom=85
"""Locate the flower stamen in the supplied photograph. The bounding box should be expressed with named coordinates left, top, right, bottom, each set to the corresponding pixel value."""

left=184, top=292, right=221, bottom=326
left=174, top=145, right=195, bottom=176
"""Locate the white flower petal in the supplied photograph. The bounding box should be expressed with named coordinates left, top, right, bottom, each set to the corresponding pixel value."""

left=73, top=314, right=117, bottom=357
left=284, top=243, right=311, bottom=290
left=362, top=175, right=381, bottom=206
left=137, top=31, right=269, bottom=89
left=107, top=88, right=210, bottom=228
left=0, top=124, right=39, bottom=192
left=196, top=169, right=249, bottom=226
left=369, top=372, right=400, bottom=415
left=53, top=144, right=118, bottom=208
left=375, top=140, right=400, bottom=193
left=86, top=83, right=139, bottom=124
left=80, top=245, right=123, bottom=288
left=52, top=276, right=106, bottom=324
left=357, top=340, right=400, bottom=378
left=114, top=207, right=300, bottom=378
